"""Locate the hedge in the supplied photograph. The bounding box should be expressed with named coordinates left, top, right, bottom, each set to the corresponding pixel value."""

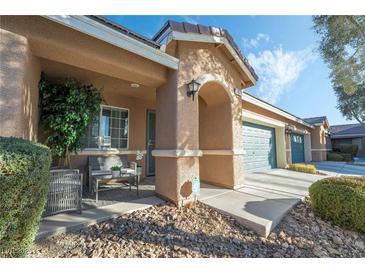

left=288, top=163, right=317, bottom=174
left=334, top=144, right=358, bottom=158
left=0, top=137, right=51, bottom=257
left=327, top=151, right=352, bottom=162
left=309, top=176, right=365, bottom=233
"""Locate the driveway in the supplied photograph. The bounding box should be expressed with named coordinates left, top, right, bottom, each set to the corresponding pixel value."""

left=312, top=161, right=365, bottom=176
left=199, top=169, right=325, bottom=237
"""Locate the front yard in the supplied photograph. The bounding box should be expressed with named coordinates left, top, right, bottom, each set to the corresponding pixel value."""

left=29, top=200, right=365, bottom=258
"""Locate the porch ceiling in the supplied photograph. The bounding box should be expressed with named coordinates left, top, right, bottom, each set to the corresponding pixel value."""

left=40, top=58, right=156, bottom=102
left=1, top=16, right=169, bottom=88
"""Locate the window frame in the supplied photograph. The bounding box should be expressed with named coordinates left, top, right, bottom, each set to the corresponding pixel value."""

left=83, top=104, right=130, bottom=151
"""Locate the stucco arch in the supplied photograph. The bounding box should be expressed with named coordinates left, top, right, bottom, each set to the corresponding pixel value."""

left=195, top=73, right=235, bottom=103
left=198, top=80, right=235, bottom=188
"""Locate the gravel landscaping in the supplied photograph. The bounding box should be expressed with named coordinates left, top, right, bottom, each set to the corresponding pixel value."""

left=29, top=199, right=365, bottom=258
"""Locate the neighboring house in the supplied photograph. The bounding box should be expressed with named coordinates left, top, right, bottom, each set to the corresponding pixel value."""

left=303, top=116, right=331, bottom=161
left=330, top=123, right=365, bottom=157
left=0, top=16, right=327, bottom=205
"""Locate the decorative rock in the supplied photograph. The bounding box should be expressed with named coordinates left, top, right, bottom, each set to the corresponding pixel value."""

left=355, top=240, right=364, bottom=250
left=28, top=201, right=365, bottom=258
left=332, top=235, right=343, bottom=245
left=313, top=246, right=328, bottom=258
left=279, top=231, right=286, bottom=239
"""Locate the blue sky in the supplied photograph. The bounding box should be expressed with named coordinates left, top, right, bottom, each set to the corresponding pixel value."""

left=106, top=15, right=355, bottom=125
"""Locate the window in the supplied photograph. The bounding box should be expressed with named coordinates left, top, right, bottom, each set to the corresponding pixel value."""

left=81, top=105, right=129, bottom=150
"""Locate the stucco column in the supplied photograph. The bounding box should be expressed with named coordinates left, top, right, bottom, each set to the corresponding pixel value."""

left=231, top=95, right=245, bottom=188
left=154, top=70, right=200, bottom=205
left=0, top=28, right=40, bottom=140
left=304, top=133, right=312, bottom=162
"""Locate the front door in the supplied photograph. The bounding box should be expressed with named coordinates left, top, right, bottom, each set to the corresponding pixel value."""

left=290, top=133, right=305, bottom=163
left=146, top=110, right=156, bottom=176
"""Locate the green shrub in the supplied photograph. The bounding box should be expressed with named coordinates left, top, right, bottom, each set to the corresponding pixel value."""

left=338, top=144, right=358, bottom=158
left=0, top=137, right=51, bottom=257
left=288, top=163, right=317, bottom=174
left=341, top=153, right=353, bottom=162
left=327, top=152, right=345, bottom=161
left=309, top=176, right=365, bottom=233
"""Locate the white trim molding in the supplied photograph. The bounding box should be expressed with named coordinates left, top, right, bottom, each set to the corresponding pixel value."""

left=73, top=149, right=147, bottom=156
left=43, top=15, right=179, bottom=70
left=202, top=149, right=246, bottom=156
left=242, top=109, right=286, bottom=128
left=152, top=149, right=203, bottom=157
left=331, top=134, right=365, bottom=139
left=242, top=92, right=313, bottom=129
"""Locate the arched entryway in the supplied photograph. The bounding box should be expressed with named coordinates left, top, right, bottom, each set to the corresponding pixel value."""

left=198, top=81, right=234, bottom=188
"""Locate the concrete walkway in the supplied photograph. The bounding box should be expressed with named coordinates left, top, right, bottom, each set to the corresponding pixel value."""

left=199, top=169, right=325, bottom=237
left=312, top=161, right=365, bottom=176
left=37, top=196, right=164, bottom=239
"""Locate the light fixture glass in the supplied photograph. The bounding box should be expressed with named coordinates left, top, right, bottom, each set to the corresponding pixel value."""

left=187, top=79, right=201, bottom=101
left=130, top=83, right=140, bottom=88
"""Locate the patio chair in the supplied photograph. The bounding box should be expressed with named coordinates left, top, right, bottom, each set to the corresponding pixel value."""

left=44, top=169, right=83, bottom=216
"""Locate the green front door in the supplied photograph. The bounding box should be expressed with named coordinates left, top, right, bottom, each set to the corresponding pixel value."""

left=243, top=121, right=277, bottom=172
left=290, top=133, right=305, bottom=163
left=146, top=110, right=156, bottom=176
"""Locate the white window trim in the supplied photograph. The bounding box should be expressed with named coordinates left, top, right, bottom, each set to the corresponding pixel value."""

left=84, top=104, right=130, bottom=151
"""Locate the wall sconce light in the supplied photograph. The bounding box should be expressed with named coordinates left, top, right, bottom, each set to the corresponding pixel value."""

left=285, top=125, right=295, bottom=134
left=187, top=79, right=201, bottom=101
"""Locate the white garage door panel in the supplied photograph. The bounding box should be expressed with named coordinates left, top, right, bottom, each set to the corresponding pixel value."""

left=243, top=122, right=277, bottom=173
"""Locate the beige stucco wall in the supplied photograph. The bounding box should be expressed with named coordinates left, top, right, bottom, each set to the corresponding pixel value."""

left=198, top=82, right=234, bottom=188
left=0, top=28, right=40, bottom=141
left=310, top=124, right=328, bottom=162
left=242, top=110, right=287, bottom=168
left=45, top=70, right=156, bottom=179
left=243, top=101, right=311, bottom=132
left=285, top=133, right=292, bottom=164
left=242, top=101, right=312, bottom=165
left=155, top=40, right=246, bottom=204
left=1, top=16, right=161, bottom=181
left=0, top=16, right=168, bottom=88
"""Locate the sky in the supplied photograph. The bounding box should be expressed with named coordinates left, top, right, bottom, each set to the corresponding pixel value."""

left=105, top=15, right=356, bottom=126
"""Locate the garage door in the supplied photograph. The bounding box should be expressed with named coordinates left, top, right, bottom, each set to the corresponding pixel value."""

left=243, top=121, right=277, bottom=172
left=290, top=133, right=305, bottom=163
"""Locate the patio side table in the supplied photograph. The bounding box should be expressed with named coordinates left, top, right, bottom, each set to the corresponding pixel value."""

left=91, top=172, right=138, bottom=202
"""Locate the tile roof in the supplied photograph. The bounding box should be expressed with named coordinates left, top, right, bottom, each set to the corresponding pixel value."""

left=88, top=16, right=161, bottom=49
left=152, top=20, right=259, bottom=81
left=330, top=123, right=365, bottom=137
left=303, top=116, right=328, bottom=125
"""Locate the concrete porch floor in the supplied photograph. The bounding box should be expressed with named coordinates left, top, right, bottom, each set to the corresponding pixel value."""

left=37, top=177, right=159, bottom=239
left=199, top=169, right=326, bottom=237
left=38, top=167, right=352, bottom=240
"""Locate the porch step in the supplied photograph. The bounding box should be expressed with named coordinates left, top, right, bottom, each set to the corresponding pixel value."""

left=37, top=196, right=164, bottom=240
left=200, top=188, right=300, bottom=237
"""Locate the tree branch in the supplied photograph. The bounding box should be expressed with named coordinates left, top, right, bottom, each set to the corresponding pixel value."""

left=345, top=16, right=365, bottom=43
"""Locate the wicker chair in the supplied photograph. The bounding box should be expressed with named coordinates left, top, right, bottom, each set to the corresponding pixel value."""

left=44, top=169, right=83, bottom=216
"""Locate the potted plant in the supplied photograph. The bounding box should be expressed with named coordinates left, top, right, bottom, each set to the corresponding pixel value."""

left=110, top=166, right=121, bottom=178
left=136, top=150, right=144, bottom=176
